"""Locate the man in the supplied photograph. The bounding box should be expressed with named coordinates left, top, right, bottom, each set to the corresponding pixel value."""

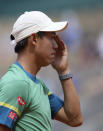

left=0, top=11, right=82, bottom=131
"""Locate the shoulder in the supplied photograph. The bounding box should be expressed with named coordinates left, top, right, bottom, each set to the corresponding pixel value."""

left=37, top=79, right=46, bottom=86
left=0, top=64, right=30, bottom=83
left=37, top=78, right=50, bottom=94
left=0, top=80, right=29, bottom=99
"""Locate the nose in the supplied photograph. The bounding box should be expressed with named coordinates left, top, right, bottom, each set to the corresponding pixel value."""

left=52, top=39, right=58, bottom=49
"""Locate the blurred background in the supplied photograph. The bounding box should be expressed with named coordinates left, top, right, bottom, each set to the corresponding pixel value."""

left=0, top=0, right=103, bottom=131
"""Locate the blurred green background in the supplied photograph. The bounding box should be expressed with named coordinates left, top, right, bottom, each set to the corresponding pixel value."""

left=0, top=0, right=103, bottom=16
left=0, top=0, right=103, bottom=131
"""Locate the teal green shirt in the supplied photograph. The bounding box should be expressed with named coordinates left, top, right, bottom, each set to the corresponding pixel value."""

left=0, top=63, right=52, bottom=131
left=0, top=61, right=64, bottom=131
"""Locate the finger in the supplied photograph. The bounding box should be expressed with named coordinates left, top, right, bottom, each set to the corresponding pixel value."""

left=55, top=36, right=65, bottom=50
left=61, top=40, right=66, bottom=50
left=54, top=35, right=65, bottom=50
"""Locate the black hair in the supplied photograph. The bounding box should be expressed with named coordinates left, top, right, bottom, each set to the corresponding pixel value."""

left=10, top=34, right=29, bottom=54
left=36, top=31, right=45, bottom=38
left=10, top=31, right=45, bottom=54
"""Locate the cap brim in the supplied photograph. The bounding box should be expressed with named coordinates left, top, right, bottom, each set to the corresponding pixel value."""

left=40, top=21, right=68, bottom=32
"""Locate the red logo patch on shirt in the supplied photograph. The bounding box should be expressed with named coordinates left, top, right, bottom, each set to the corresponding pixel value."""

left=8, top=111, right=16, bottom=120
left=18, top=96, right=26, bottom=106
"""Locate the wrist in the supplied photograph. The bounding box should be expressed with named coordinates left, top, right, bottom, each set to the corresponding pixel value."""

left=59, top=72, right=73, bottom=81
left=57, top=68, right=70, bottom=75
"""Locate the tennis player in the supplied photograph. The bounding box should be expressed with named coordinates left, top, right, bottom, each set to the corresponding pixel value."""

left=0, top=11, right=83, bottom=131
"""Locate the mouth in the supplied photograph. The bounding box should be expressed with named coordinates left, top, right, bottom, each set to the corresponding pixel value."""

left=50, top=52, right=56, bottom=59
left=51, top=51, right=56, bottom=55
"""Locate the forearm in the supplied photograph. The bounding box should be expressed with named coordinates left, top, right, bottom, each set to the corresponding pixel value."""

left=0, top=125, right=10, bottom=131
left=59, top=69, right=82, bottom=125
left=51, top=36, right=82, bottom=126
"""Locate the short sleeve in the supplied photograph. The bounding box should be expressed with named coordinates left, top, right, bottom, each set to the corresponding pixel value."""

left=37, top=79, right=64, bottom=119
left=0, top=80, right=29, bottom=130
left=48, top=93, right=64, bottom=119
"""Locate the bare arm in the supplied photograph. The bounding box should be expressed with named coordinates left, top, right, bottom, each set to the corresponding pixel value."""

left=54, top=74, right=83, bottom=127
left=0, top=125, right=10, bottom=131
left=52, top=35, right=83, bottom=127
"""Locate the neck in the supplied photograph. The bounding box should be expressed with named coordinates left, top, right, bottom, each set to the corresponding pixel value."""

left=16, top=53, right=41, bottom=76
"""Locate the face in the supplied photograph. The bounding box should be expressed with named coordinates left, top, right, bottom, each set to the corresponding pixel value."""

left=34, top=32, right=58, bottom=66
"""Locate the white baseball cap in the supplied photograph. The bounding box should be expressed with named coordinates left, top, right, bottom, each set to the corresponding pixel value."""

left=11, top=11, right=68, bottom=43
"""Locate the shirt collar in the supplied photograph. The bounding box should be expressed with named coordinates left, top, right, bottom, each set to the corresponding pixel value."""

left=14, top=61, right=39, bottom=84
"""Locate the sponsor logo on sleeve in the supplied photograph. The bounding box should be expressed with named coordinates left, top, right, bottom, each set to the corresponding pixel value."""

left=8, top=111, right=17, bottom=120
left=18, top=96, right=26, bottom=106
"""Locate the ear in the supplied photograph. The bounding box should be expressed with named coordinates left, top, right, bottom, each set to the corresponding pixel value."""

left=32, top=34, right=37, bottom=43
left=29, top=34, right=37, bottom=46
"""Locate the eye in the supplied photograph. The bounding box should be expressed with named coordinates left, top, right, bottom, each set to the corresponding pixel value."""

left=48, top=35, right=53, bottom=40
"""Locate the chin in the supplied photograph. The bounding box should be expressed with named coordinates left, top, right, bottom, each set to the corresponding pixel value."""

left=41, top=59, right=52, bottom=67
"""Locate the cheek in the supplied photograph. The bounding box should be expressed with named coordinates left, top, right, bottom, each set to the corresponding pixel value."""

left=38, top=39, right=52, bottom=56
left=34, top=44, right=49, bottom=65
left=35, top=40, right=54, bottom=65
